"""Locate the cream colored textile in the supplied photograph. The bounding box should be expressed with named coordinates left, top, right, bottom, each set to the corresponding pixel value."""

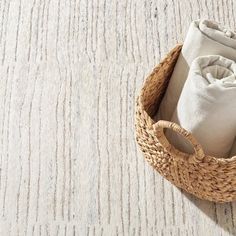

left=166, top=55, right=236, bottom=158
left=157, top=19, right=236, bottom=157
left=158, top=20, right=236, bottom=121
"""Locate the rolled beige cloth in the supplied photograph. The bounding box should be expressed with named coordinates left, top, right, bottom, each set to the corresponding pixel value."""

left=166, top=55, right=236, bottom=158
left=157, top=19, right=236, bottom=157
left=158, top=20, right=236, bottom=121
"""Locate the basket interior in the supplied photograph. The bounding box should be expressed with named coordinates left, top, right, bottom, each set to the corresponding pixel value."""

left=140, top=45, right=182, bottom=119
left=139, top=45, right=236, bottom=160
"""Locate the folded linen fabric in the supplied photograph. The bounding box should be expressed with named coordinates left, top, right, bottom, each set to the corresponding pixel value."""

left=157, top=20, right=236, bottom=121
left=166, top=55, right=236, bottom=158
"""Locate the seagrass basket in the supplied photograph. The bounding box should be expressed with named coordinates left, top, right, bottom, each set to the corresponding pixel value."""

left=135, top=44, right=236, bottom=202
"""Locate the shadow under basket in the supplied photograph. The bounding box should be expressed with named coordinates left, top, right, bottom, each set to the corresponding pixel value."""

left=135, top=44, right=236, bottom=203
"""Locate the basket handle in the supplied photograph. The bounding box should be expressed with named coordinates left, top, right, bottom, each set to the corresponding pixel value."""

left=153, top=120, right=205, bottom=161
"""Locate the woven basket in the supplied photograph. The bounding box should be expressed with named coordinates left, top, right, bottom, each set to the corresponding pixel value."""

left=135, top=44, right=236, bottom=203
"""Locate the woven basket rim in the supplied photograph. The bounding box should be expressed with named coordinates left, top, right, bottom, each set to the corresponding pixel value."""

left=138, top=44, right=236, bottom=164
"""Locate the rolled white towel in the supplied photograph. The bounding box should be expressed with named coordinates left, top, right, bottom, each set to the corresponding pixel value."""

left=158, top=20, right=236, bottom=121
left=166, top=55, right=236, bottom=158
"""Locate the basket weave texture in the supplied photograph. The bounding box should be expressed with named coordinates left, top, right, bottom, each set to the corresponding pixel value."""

left=135, top=44, right=236, bottom=202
